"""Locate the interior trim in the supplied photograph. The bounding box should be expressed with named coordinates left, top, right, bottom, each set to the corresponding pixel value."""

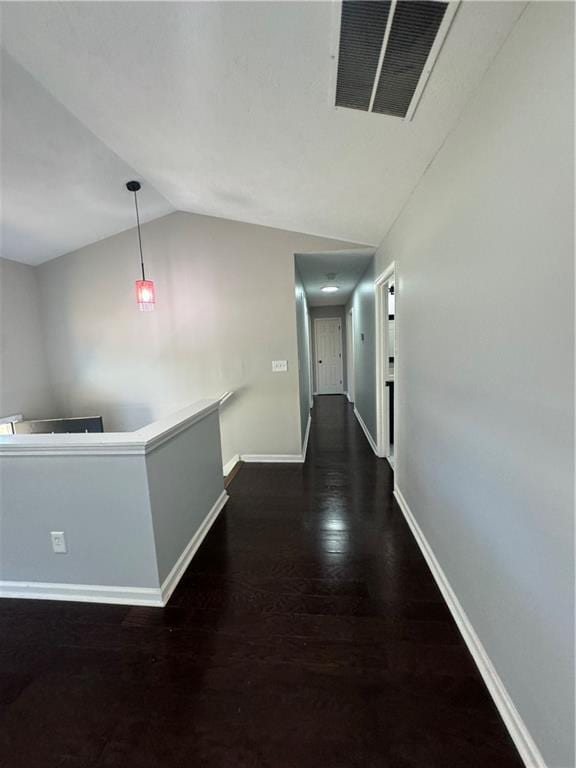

left=242, top=454, right=305, bottom=464
left=0, top=580, right=163, bottom=607
left=0, top=491, right=230, bottom=608
left=223, top=454, right=240, bottom=477
left=353, top=407, right=379, bottom=456
left=393, top=485, right=546, bottom=768
left=0, top=399, right=219, bottom=457
left=160, top=490, right=229, bottom=605
left=302, top=414, right=312, bottom=460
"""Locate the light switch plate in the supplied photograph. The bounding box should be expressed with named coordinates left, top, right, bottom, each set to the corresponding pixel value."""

left=272, top=360, right=288, bottom=373
left=51, top=531, right=67, bottom=554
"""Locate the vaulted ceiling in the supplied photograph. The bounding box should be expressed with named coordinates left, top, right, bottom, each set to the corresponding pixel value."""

left=1, top=1, right=526, bottom=265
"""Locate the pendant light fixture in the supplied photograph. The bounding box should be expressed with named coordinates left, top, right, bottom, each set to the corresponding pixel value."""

left=126, top=180, right=155, bottom=312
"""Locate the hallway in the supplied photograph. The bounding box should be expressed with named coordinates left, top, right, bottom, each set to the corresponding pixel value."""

left=0, top=396, right=522, bottom=767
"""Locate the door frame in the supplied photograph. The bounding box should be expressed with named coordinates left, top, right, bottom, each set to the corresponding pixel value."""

left=347, top=308, right=355, bottom=403
left=307, top=314, right=314, bottom=408
left=313, top=317, right=344, bottom=395
left=375, top=262, right=396, bottom=464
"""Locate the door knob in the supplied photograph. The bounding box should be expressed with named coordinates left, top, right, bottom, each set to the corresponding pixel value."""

left=318, top=360, right=322, bottom=364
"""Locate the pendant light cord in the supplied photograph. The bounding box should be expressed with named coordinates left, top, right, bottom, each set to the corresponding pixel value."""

left=132, top=190, right=146, bottom=281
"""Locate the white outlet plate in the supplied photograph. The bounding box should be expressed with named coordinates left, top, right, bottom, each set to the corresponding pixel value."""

left=51, top=531, right=67, bottom=554
left=272, top=360, right=288, bottom=373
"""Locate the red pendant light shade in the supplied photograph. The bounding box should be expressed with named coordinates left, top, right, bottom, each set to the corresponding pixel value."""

left=126, top=180, right=156, bottom=312
left=135, top=279, right=156, bottom=312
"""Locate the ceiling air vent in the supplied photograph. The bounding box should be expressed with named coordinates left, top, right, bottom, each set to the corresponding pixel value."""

left=335, top=1, right=392, bottom=111
left=334, top=0, right=458, bottom=120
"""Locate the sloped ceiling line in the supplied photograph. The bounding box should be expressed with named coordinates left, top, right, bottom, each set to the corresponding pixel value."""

left=1, top=1, right=527, bottom=264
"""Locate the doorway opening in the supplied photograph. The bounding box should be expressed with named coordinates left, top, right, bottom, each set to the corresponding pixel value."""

left=314, top=317, right=344, bottom=395
left=376, top=263, right=396, bottom=468
left=293, top=249, right=374, bottom=443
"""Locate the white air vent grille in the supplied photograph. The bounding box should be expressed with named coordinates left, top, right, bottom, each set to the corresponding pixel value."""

left=335, top=1, right=392, bottom=111
left=335, top=0, right=457, bottom=120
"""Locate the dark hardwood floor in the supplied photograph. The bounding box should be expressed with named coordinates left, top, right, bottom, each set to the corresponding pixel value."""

left=0, top=395, right=522, bottom=767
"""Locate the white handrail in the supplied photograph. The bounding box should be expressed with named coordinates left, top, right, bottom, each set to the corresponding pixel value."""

left=218, top=391, right=234, bottom=407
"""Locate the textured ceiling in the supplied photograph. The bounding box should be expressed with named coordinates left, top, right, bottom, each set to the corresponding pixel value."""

left=296, top=250, right=373, bottom=307
left=0, top=52, right=173, bottom=265
left=1, top=1, right=526, bottom=264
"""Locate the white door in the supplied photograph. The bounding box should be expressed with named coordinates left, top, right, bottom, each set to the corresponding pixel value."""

left=314, top=318, right=343, bottom=394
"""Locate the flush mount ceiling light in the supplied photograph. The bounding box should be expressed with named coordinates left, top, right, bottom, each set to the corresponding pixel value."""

left=126, top=180, right=155, bottom=312
left=322, top=286, right=339, bottom=293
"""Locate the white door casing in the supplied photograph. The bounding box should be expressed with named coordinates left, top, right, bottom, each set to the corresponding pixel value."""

left=307, top=315, right=314, bottom=408
left=314, top=318, right=343, bottom=395
left=375, top=262, right=396, bottom=461
left=347, top=308, right=355, bottom=403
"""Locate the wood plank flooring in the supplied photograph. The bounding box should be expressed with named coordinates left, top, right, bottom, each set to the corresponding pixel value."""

left=0, top=395, right=523, bottom=767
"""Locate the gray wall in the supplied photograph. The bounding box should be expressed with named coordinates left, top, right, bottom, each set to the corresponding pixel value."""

left=0, top=405, right=225, bottom=595
left=0, top=452, right=158, bottom=587
left=294, top=266, right=311, bottom=445
left=375, top=4, right=574, bottom=765
left=346, top=258, right=376, bottom=437
left=36, top=212, right=361, bottom=464
left=309, top=305, right=347, bottom=393
left=0, top=258, right=57, bottom=420
left=146, top=409, right=224, bottom=584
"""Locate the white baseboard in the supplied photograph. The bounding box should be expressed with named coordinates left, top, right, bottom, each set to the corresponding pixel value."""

left=0, top=580, right=163, bottom=607
left=0, top=490, right=230, bottom=609
left=160, top=490, right=228, bottom=605
left=242, top=453, right=304, bottom=463
left=393, top=485, right=546, bottom=768
left=302, top=414, right=311, bottom=461
left=353, top=407, right=379, bottom=456
left=223, top=454, right=240, bottom=476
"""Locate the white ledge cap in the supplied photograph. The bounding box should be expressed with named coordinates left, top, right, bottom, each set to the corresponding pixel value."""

left=0, top=399, right=220, bottom=457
